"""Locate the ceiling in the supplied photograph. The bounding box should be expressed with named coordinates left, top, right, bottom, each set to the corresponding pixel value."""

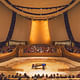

left=1, top=0, right=80, bottom=19
left=8, top=0, right=72, bottom=8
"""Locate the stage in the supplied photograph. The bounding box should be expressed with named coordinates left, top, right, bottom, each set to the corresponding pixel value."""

left=0, top=57, right=80, bottom=77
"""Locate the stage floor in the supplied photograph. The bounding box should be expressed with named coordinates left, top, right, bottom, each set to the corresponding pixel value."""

left=0, top=57, right=80, bottom=77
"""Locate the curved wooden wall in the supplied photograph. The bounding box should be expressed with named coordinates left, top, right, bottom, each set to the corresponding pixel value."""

left=68, top=3, right=80, bottom=42
left=0, top=48, right=17, bottom=62
left=0, top=2, right=80, bottom=43
left=48, top=14, right=69, bottom=41
left=19, top=52, right=61, bottom=57
left=0, top=2, right=12, bottom=42
left=18, top=47, right=62, bottom=57
left=63, top=47, right=80, bottom=62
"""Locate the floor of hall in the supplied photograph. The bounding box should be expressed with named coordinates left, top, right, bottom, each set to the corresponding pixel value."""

left=0, top=57, right=80, bottom=77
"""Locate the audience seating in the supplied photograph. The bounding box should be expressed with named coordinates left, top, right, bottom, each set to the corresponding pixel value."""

left=63, top=46, right=80, bottom=62
left=0, top=45, right=16, bottom=53
left=0, top=45, right=17, bottom=62
left=1, top=72, right=80, bottom=80
left=65, top=46, right=80, bottom=53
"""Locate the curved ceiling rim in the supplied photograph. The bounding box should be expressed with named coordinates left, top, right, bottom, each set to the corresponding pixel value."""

left=3, top=0, right=76, bottom=15
left=7, top=0, right=73, bottom=9
left=1, top=0, right=80, bottom=19
left=5, top=0, right=75, bottom=15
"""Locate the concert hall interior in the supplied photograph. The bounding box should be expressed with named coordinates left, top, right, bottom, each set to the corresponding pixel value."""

left=0, top=0, right=80, bottom=80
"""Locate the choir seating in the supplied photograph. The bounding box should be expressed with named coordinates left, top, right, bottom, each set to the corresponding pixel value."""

left=18, top=44, right=62, bottom=57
